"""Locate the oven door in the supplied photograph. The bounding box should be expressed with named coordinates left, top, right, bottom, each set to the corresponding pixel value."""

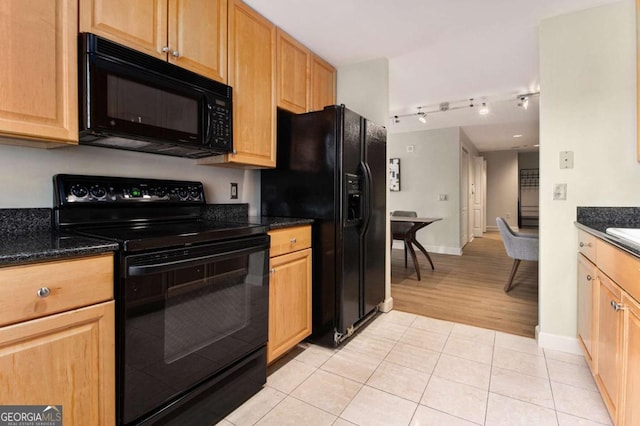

left=120, top=235, right=269, bottom=425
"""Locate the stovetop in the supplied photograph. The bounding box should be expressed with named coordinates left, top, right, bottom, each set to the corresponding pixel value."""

left=53, top=174, right=266, bottom=252
left=73, top=219, right=266, bottom=252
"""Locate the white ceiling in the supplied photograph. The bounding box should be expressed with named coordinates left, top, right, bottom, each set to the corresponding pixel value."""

left=243, top=0, right=620, bottom=152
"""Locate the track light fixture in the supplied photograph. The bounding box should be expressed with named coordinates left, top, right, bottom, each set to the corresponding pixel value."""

left=417, top=107, right=427, bottom=123
left=518, top=96, right=529, bottom=110
left=389, top=91, right=539, bottom=124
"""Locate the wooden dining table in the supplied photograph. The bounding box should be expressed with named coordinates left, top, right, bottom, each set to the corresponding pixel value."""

left=390, top=216, right=442, bottom=280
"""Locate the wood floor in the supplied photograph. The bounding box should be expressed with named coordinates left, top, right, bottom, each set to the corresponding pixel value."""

left=391, top=232, right=538, bottom=338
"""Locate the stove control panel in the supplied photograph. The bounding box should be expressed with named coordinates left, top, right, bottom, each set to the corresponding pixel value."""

left=54, top=174, right=206, bottom=205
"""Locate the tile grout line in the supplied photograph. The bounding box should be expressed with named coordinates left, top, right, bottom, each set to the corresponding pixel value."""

left=482, top=332, right=496, bottom=425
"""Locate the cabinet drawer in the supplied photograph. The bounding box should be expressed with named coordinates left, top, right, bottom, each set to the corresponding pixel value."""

left=578, top=229, right=597, bottom=262
left=597, top=239, right=640, bottom=303
left=0, top=254, right=113, bottom=326
left=269, top=225, right=311, bottom=257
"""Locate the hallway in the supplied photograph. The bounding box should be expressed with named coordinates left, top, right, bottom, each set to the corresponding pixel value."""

left=391, top=232, right=538, bottom=337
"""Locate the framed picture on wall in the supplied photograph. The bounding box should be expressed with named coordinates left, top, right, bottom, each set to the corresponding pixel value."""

left=389, top=158, right=400, bottom=191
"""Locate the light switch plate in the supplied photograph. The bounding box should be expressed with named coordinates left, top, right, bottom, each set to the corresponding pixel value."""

left=407, top=145, right=415, bottom=153
left=230, top=183, right=238, bottom=199
left=553, top=183, right=567, bottom=200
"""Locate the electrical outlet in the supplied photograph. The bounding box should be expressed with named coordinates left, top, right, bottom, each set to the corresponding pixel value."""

left=407, top=145, right=414, bottom=153
left=438, top=194, right=448, bottom=201
left=230, top=183, right=238, bottom=199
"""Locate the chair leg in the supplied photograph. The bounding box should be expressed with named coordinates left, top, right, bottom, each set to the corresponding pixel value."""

left=505, top=259, right=521, bottom=292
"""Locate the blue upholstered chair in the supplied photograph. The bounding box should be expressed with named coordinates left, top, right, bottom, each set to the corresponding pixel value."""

left=496, top=217, right=538, bottom=292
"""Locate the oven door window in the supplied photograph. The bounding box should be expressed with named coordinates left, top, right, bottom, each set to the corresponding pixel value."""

left=122, top=238, right=268, bottom=424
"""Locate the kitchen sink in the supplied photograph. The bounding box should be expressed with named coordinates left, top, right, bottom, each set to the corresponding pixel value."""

left=605, top=228, right=640, bottom=248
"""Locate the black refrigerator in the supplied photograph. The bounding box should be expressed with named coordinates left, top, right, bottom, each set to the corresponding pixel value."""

left=261, top=105, right=387, bottom=346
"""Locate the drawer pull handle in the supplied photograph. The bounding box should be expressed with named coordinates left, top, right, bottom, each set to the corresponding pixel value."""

left=579, top=242, right=592, bottom=248
left=586, top=275, right=593, bottom=281
left=611, top=300, right=625, bottom=312
left=36, top=287, right=51, bottom=298
left=290, top=238, right=297, bottom=244
left=269, top=268, right=276, bottom=275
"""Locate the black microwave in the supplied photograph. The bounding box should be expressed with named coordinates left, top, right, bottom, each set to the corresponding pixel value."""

left=79, top=33, right=232, bottom=158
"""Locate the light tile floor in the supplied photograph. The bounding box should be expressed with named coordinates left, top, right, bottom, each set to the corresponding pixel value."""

left=219, top=311, right=612, bottom=426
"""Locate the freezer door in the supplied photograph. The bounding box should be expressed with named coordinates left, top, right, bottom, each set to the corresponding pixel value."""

left=338, top=107, right=364, bottom=334
left=362, top=120, right=387, bottom=314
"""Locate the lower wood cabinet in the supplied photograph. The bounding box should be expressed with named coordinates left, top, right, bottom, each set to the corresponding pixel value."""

left=621, top=293, right=640, bottom=426
left=595, top=273, right=623, bottom=420
left=267, top=225, right=312, bottom=364
left=0, top=254, right=115, bottom=425
left=576, top=228, right=640, bottom=425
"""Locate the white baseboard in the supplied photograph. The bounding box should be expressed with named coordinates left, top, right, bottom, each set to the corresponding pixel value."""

left=536, top=326, right=583, bottom=355
left=391, top=241, right=462, bottom=256
left=379, top=297, right=393, bottom=312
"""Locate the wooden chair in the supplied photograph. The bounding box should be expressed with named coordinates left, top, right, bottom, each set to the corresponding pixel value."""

left=496, top=217, right=538, bottom=292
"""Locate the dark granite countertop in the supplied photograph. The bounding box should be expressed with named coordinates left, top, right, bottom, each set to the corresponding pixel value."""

left=576, top=207, right=640, bottom=258
left=248, top=216, right=314, bottom=230
left=0, top=232, right=119, bottom=266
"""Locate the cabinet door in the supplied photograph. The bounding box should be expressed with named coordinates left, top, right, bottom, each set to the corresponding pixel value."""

left=80, top=0, right=168, bottom=60
left=227, top=0, right=276, bottom=167
left=168, top=0, right=227, bottom=83
left=622, top=294, right=640, bottom=426
left=577, top=253, right=597, bottom=367
left=268, top=248, right=312, bottom=363
left=276, top=29, right=310, bottom=114
left=596, top=273, right=623, bottom=421
left=0, top=0, right=78, bottom=144
left=0, top=301, right=115, bottom=425
left=309, top=54, right=336, bottom=112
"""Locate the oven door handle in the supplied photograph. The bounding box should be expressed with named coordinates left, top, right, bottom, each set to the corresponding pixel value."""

left=127, top=245, right=264, bottom=277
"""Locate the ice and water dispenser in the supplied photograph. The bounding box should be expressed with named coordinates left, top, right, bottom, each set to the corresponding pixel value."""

left=344, top=173, right=362, bottom=225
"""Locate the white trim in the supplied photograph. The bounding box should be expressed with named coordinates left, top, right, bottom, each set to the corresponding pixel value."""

left=392, top=241, right=462, bottom=256
left=536, top=326, right=583, bottom=355
left=486, top=225, right=520, bottom=233
left=379, top=297, right=393, bottom=312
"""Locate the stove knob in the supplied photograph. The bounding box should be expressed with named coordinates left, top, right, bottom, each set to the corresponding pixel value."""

left=90, top=185, right=107, bottom=199
left=177, top=188, right=189, bottom=200
left=154, top=187, right=167, bottom=198
left=189, top=188, right=201, bottom=199
left=70, top=184, right=88, bottom=198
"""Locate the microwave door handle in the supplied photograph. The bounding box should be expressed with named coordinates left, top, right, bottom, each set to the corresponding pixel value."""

left=205, top=103, right=213, bottom=143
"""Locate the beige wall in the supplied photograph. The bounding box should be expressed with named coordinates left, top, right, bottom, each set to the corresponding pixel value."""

left=388, top=127, right=466, bottom=254
left=337, top=58, right=389, bottom=125
left=484, top=151, right=519, bottom=230
left=0, top=143, right=255, bottom=211
left=539, top=0, right=638, bottom=350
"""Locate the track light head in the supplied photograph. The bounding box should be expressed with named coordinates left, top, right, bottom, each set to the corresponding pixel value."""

left=518, top=96, right=529, bottom=110
left=417, top=107, right=427, bottom=123
left=479, top=102, right=489, bottom=116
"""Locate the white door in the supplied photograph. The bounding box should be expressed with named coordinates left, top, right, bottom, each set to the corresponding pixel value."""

left=472, top=156, right=485, bottom=237
left=461, top=147, right=469, bottom=247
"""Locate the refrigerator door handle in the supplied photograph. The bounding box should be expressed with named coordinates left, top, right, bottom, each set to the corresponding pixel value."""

left=360, top=161, right=372, bottom=236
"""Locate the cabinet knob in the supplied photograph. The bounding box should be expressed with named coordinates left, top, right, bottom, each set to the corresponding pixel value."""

left=290, top=237, right=297, bottom=244
left=161, top=46, right=170, bottom=53
left=36, top=287, right=51, bottom=298
left=172, top=50, right=180, bottom=57
left=269, top=268, right=275, bottom=275
left=579, top=242, right=592, bottom=248
left=586, top=275, right=593, bottom=281
left=610, top=300, right=625, bottom=312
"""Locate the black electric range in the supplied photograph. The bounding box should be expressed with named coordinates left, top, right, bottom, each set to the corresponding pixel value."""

left=53, top=174, right=270, bottom=426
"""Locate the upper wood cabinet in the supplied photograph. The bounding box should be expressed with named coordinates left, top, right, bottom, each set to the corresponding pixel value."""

left=200, top=0, right=276, bottom=168
left=276, top=29, right=310, bottom=114
left=0, top=0, right=78, bottom=146
left=80, top=0, right=227, bottom=83
left=310, top=54, right=337, bottom=112
left=276, top=29, right=337, bottom=115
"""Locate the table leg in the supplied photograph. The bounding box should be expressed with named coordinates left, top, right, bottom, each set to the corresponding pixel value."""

left=411, top=236, right=435, bottom=270
left=404, top=234, right=421, bottom=281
